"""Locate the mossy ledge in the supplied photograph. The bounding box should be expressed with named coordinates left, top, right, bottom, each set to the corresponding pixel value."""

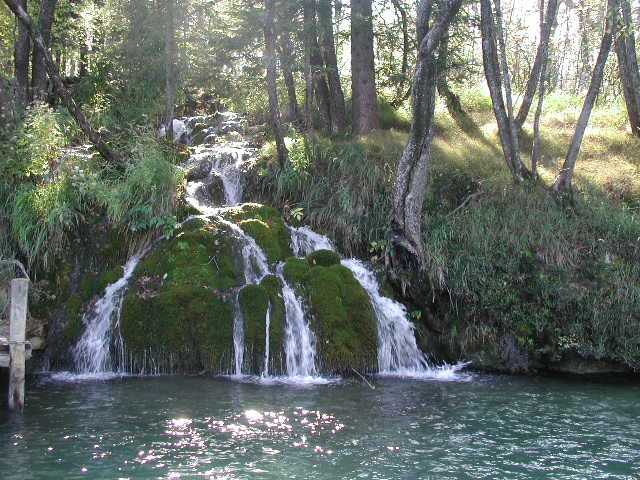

left=120, top=219, right=242, bottom=373
left=223, top=203, right=292, bottom=263
left=283, top=257, right=378, bottom=374
left=238, top=275, right=286, bottom=374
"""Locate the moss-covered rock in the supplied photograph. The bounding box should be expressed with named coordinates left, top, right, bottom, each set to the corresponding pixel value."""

left=302, top=264, right=377, bottom=374
left=223, top=203, right=292, bottom=263
left=307, top=249, right=341, bottom=267
left=120, top=220, right=242, bottom=373
left=283, top=257, right=310, bottom=285
left=238, top=275, right=285, bottom=374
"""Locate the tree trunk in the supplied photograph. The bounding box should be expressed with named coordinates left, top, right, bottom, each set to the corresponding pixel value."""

left=390, top=0, right=410, bottom=107
left=389, top=0, right=463, bottom=288
left=13, top=0, right=30, bottom=109
left=514, top=0, right=558, bottom=129
left=493, top=0, right=523, bottom=176
left=552, top=0, right=617, bottom=194
left=31, top=0, right=57, bottom=102
left=164, top=0, right=177, bottom=140
left=616, top=0, right=640, bottom=137
left=4, top=0, right=121, bottom=164
left=479, top=0, right=527, bottom=181
left=303, top=0, right=331, bottom=130
left=436, top=33, right=471, bottom=128
left=531, top=0, right=552, bottom=176
left=351, top=0, right=379, bottom=134
left=277, top=31, right=301, bottom=124
left=317, top=0, right=346, bottom=134
left=264, top=0, right=288, bottom=167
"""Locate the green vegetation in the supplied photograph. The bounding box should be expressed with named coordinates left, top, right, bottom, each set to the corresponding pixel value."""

left=255, top=95, right=640, bottom=371
left=120, top=220, right=240, bottom=373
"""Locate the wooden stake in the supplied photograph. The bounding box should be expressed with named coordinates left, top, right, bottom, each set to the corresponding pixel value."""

left=8, top=279, right=28, bottom=411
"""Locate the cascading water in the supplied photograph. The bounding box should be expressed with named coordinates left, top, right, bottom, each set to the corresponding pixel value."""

left=263, top=303, right=271, bottom=377
left=277, top=265, right=318, bottom=379
left=341, top=259, right=429, bottom=374
left=289, top=226, right=334, bottom=257
left=72, top=253, right=144, bottom=376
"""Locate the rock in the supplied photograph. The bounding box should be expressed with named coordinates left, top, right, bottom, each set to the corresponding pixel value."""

left=238, top=275, right=286, bottom=374
left=121, top=220, right=243, bottom=373
left=206, top=174, right=227, bottom=206
left=186, top=159, right=212, bottom=182
left=203, top=134, right=217, bottom=145
left=307, top=250, right=341, bottom=267
left=225, top=131, right=243, bottom=142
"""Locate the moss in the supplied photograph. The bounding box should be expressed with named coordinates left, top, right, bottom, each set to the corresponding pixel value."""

left=283, top=257, right=310, bottom=285
left=224, top=203, right=292, bottom=263
left=303, top=264, right=377, bottom=373
left=238, top=275, right=286, bottom=374
left=307, top=249, right=341, bottom=267
left=120, top=222, right=242, bottom=373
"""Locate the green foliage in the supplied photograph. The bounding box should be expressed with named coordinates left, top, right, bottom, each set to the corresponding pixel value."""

left=307, top=249, right=341, bottom=267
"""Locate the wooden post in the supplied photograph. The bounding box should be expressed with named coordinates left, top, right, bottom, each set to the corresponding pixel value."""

left=8, top=278, right=28, bottom=411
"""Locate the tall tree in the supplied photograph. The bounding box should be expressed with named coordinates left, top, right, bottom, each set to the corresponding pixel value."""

left=531, top=0, right=554, bottom=175
left=615, top=0, right=640, bottom=137
left=13, top=0, right=30, bottom=109
left=277, top=30, right=301, bottom=124
left=303, top=0, right=331, bottom=130
left=514, top=0, right=559, bottom=129
left=31, top=0, right=57, bottom=102
left=388, top=0, right=463, bottom=287
left=264, top=0, right=288, bottom=166
left=164, top=0, right=177, bottom=140
left=4, top=0, right=121, bottom=164
left=390, top=0, right=410, bottom=107
left=351, top=0, right=379, bottom=134
left=317, top=0, right=346, bottom=133
left=479, top=0, right=528, bottom=181
left=552, top=0, right=618, bottom=194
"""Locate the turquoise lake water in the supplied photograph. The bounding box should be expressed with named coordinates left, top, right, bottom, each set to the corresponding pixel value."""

left=1, top=373, right=639, bottom=479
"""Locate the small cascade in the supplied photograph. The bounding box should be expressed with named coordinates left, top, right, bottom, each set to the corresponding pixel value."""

left=232, top=294, right=245, bottom=376
left=289, top=226, right=334, bottom=257
left=341, top=259, right=430, bottom=374
left=72, top=253, right=145, bottom=375
left=263, top=303, right=271, bottom=377
left=277, top=265, right=318, bottom=378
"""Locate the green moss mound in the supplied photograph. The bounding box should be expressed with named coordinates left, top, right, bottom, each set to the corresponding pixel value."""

left=283, top=257, right=310, bottom=285
left=120, top=220, right=241, bottom=373
left=238, top=275, right=285, bottom=374
left=224, top=203, right=292, bottom=263
left=303, top=264, right=377, bottom=373
left=307, top=249, right=341, bottom=267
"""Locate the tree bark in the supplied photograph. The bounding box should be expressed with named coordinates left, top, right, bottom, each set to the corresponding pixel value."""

left=389, top=0, right=463, bottom=286
left=13, top=0, right=30, bottom=109
left=264, top=0, right=289, bottom=167
left=480, top=0, right=527, bottom=181
left=351, top=0, right=379, bottom=134
left=303, top=0, right=332, bottom=130
left=615, top=0, right=640, bottom=137
left=4, top=0, right=121, bottom=164
left=514, top=0, right=558, bottom=129
left=164, top=0, right=177, bottom=140
left=390, top=0, right=410, bottom=108
left=317, top=0, right=346, bottom=133
left=277, top=30, right=301, bottom=124
left=552, top=0, right=617, bottom=194
left=31, top=0, right=57, bottom=102
left=531, top=0, right=552, bottom=176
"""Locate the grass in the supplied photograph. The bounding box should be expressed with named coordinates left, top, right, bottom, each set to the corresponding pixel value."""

left=251, top=90, right=640, bottom=370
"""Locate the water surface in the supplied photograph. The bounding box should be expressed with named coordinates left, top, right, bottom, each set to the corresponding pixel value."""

left=1, top=374, right=639, bottom=479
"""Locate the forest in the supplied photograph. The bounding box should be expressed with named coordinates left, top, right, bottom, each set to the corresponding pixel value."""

left=0, top=0, right=640, bottom=478
left=0, top=0, right=639, bottom=374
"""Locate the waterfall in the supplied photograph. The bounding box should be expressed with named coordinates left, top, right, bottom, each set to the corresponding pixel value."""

left=289, top=226, right=334, bottom=257
left=341, top=259, right=432, bottom=375
left=232, top=293, right=245, bottom=376
left=72, top=253, right=144, bottom=376
left=277, top=265, right=318, bottom=378
left=263, top=303, right=271, bottom=377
